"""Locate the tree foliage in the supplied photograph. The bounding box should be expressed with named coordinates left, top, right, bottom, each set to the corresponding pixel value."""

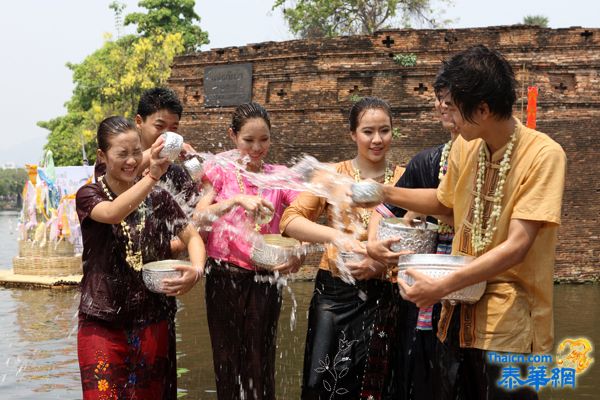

left=39, top=1, right=198, bottom=166
left=124, top=0, right=209, bottom=52
left=273, top=0, right=451, bottom=38
left=522, top=15, right=549, bottom=28
left=0, top=168, right=28, bottom=209
left=0, top=168, right=28, bottom=197
left=38, top=111, right=97, bottom=167
left=40, top=32, right=184, bottom=166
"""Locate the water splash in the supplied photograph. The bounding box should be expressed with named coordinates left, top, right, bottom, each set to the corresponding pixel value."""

left=147, top=150, right=368, bottom=283
left=254, top=272, right=298, bottom=331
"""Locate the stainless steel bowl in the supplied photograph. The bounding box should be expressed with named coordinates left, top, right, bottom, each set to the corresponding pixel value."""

left=183, top=156, right=203, bottom=181
left=159, top=131, right=184, bottom=161
left=377, top=217, right=438, bottom=254
left=338, top=240, right=367, bottom=266
left=142, top=260, right=186, bottom=293
left=351, top=181, right=383, bottom=204
left=396, top=254, right=485, bottom=304
left=339, top=251, right=365, bottom=266
left=250, top=234, right=302, bottom=270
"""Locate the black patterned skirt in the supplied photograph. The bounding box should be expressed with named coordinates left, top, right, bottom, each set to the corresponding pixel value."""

left=302, top=269, right=405, bottom=400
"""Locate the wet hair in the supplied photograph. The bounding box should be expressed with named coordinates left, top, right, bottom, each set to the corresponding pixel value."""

left=348, top=97, right=393, bottom=132
left=433, top=68, right=450, bottom=99
left=437, top=45, right=517, bottom=122
left=97, top=116, right=137, bottom=152
left=230, top=102, right=271, bottom=134
left=136, top=87, right=183, bottom=120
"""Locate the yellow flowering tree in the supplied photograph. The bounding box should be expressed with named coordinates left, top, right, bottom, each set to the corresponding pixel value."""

left=124, top=0, right=209, bottom=53
left=39, top=32, right=184, bottom=166
left=39, top=0, right=205, bottom=166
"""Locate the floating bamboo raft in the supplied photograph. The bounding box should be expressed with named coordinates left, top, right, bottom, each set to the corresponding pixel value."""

left=0, top=239, right=83, bottom=288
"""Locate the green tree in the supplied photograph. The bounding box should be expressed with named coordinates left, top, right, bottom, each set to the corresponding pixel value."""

left=39, top=1, right=205, bottom=166
left=39, top=32, right=185, bottom=166
left=0, top=168, right=28, bottom=197
left=38, top=111, right=97, bottom=167
left=522, top=15, right=549, bottom=27
left=273, top=0, right=451, bottom=38
left=109, top=1, right=127, bottom=39
left=68, top=32, right=185, bottom=116
left=124, top=0, right=209, bottom=52
left=0, top=168, right=28, bottom=209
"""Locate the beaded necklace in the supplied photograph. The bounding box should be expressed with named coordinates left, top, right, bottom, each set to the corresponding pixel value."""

left=352, top=159, right=394, bottom=227
left=471, top=126, right=518, bottom=254
left=234, top=164, right=267, bottom=232
left=100, top=176, right=146, bottom=271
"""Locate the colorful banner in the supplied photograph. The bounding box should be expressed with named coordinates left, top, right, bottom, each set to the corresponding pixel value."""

left=19, top=166, right=94, bottom=252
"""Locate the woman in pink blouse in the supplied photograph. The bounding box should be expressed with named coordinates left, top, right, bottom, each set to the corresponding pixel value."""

left=194, top=102, right=300, bottom=400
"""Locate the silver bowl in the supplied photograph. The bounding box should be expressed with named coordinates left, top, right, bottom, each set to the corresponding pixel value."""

left=251, top=234, right=301, bottom=271
left=396, top=254, right=485, bottom=304
left=351, top=181, right=383, bottom=204
left=338, top=240, right=367, bottom=266
left=159, top=131, right=184, bottom=161
left=142, top=260, right=186, bottom=293
left=183, top=156, right=203, bottom=181
left=339, top=251, right=365, bottom=266
left=377, top=217, right=438, bottom=254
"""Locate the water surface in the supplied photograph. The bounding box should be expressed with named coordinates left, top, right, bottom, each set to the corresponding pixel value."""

left=0, top=211, right=597, bottom=399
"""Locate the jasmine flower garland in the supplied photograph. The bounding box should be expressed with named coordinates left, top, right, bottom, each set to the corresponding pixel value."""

left=471, top=127, right=517, bottom=254
left=438, top=139, right=454, bottom=234
left=438, top=139, right=453, bottom=181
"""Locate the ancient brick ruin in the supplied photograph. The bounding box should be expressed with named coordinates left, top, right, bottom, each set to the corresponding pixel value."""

left=168, top=25, right=600, bottom=281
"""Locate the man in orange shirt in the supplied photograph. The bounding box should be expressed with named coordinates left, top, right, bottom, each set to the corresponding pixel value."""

left=367, top=45, right=566, bottom=399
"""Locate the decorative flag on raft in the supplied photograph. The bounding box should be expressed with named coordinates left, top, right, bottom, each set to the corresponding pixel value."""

left=526, top=86, right=539, bottom=129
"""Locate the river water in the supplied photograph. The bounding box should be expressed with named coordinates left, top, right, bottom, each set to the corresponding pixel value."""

left=0, top=210, right=597, bottom=399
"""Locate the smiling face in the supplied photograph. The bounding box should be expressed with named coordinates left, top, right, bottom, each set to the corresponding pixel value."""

left=443, top=96, right=490, bottom=142
left=351, top=108, right=392, bottom=164
left=135, top=109, right=180, bottom=150
left=97, top=129, right=143, bottom=186
left=435, top=88, right=456, bottom=132
left=229, top=117, right=271, bottom=166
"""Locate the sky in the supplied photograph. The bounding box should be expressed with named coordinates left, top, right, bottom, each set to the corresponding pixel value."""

left=0, top=0, right=597, bottom=167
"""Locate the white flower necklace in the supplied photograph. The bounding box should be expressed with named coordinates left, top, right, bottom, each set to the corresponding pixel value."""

left=100, top=176, right=146, bottom=271
left=438, top=139, right=453, bottom=181
left=438, top=139, right=454, bottom=235
left=471, top=127, right=517, bottom=254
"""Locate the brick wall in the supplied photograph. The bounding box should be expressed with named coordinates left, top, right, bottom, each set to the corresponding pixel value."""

left=168, top=25, right=600, bottom=281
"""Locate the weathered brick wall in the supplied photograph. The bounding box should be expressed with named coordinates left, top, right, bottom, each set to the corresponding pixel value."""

left=168, top=26, right=600, bottom=281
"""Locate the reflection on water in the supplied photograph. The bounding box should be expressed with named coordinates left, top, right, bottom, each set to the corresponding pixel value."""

left=173, top=280, right=312, bottom=398
left=0, top=288, right=80, bottom=399
left=541, top=284, right=600, bottom=400
left=0, top=280, right=312, bottom=399
left=0, top=205, right=597, bottom=400
left=0, top=282, right=597, bottom=399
